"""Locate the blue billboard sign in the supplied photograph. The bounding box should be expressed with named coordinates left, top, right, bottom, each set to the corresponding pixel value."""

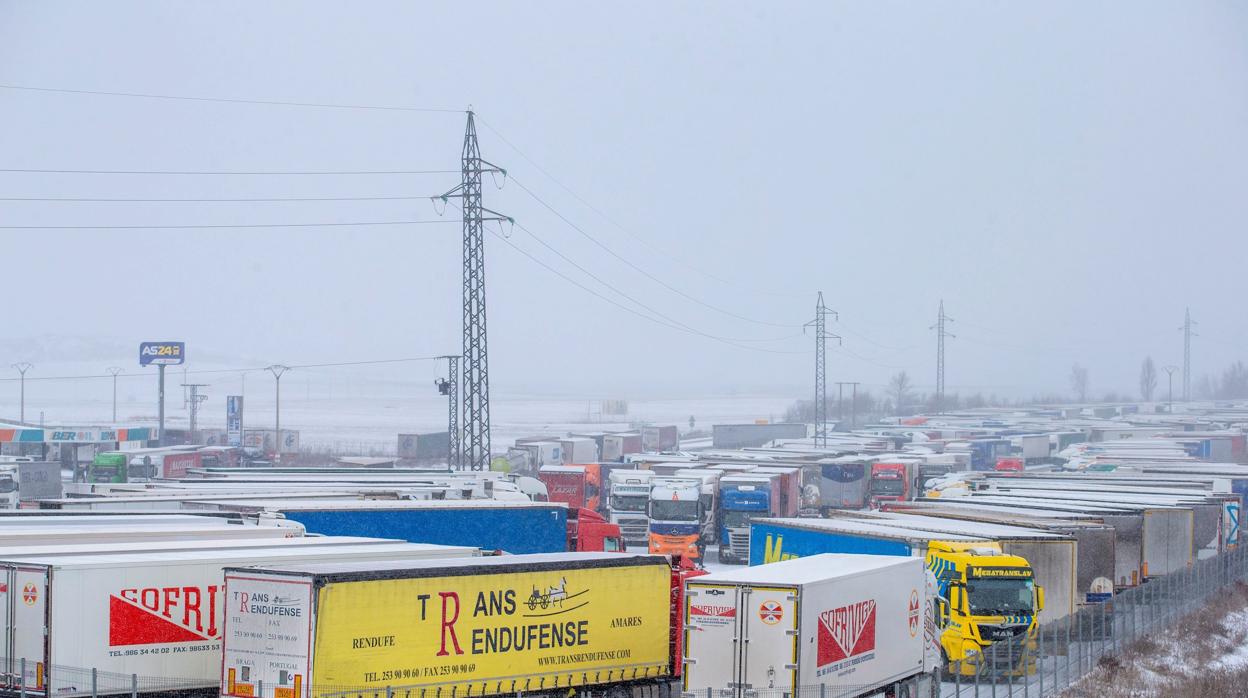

left=139, top=342, right=185, bottom=366
left=226, top=395, right=243, bottom=447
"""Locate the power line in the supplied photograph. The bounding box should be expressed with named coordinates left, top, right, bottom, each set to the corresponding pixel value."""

left=440, top=198, right=799, bottom=349
left=0, top=195, right=432, bottom=202
left=476, top=116, right=808, bottom=299
left=511, top=176, right=801, bottom=328
left=832, top=344, right=906, bottom=370
left=491, top=221, right=807, bottom=355
left=0, top=356, right=446, bottom=383
left=835, top=321, right=915, bottom=352
left=0, top=220, right=457, bottom=230
left=0, top=168, right=457, bottom=176
left=0, top=83, right=463, bottom=113
left=509, top=219, right=800, bottom=348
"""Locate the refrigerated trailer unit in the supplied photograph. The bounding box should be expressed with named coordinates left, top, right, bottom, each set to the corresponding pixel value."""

left=975, top=491, right=1199, bottom=578
left=0, top=541, right=477, bottom=695
left=682, top=554, right=939, bottom=698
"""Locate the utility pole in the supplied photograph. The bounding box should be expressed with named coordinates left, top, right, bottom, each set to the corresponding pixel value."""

left=107, top=367, right=123, bottom=422
left=805, top=292, right=840, bottom=448
left=840, top=382, right=862, bottom=430
left=439, top=110, right=509, bottom=471
left=266, top=365, right=290, bottom=461
left=1163, top=365, right=1179, bottom=413
left=11, top=363, right=32, bottom=424
left=930, top=301, right=955, bottom=413
left=1179, top=308, right=1197, bottom=402
left=182, top=383, right=209, bottom=443
left=835, top=381, right=859, bottom=431
left=435, top=355, right=461, bottom=469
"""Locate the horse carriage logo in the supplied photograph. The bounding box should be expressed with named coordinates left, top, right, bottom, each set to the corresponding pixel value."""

left=523, top=577, right=590, bottom=616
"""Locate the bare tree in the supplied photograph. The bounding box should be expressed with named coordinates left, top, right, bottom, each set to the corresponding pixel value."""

left=1069, top=363, right=1089, bottom=402
left=889, top=371, right=913, bottom=415
left=1139, top=357, right=1157, bottom=401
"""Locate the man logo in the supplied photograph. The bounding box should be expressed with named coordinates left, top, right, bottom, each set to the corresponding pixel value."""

left=758, top=600, right=783, bottom=625
left=908, top=590, right=920, bottom=638
left=817, top=599, right=877, bottom=666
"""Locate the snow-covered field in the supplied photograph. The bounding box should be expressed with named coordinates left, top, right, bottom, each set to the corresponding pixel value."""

left=0, top=359, right=796, bottom=451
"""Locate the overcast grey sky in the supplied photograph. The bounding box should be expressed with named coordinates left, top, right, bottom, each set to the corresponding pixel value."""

left=0, top=1, right=1245, bottom=400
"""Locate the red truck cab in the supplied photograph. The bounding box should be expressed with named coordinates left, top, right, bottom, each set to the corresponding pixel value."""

left=867, top=462, right=912, bottom=509
left=995, top=457, right=1025, bottom=473
left=567, top=507, right=624, bottom=552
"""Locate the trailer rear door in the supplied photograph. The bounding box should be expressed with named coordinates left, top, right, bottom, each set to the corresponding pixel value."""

left=684, top=582, right=799, bottom=698
left=0, top=563, right=49, bottom=694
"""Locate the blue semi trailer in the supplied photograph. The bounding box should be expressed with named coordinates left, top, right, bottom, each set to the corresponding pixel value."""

left=210, top=499, right=568, bottom=554
left=749, top=516, right=987, bottom=565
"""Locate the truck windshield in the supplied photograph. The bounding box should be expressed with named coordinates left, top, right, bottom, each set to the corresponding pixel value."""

left=869, top=478, right=905, bottom=495
left=723, top=510, right=754, bottom=529
left=609, top=495, right=647, bottom=512
left=650, top=500, right=699, bottom=522
left=967, top=578, right=1035, bottom=615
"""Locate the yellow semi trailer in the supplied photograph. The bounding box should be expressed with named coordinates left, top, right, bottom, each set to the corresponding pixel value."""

left=220, top=553, right=680, bottom=698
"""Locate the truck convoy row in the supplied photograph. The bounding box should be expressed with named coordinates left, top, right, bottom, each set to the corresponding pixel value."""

left=220, top=552, right=942, bottom=698
left=540, top=462, right=812, bottom=564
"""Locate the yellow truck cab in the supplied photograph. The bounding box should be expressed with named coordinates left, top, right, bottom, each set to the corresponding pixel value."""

left=928, top=541, right=1045, bottom=676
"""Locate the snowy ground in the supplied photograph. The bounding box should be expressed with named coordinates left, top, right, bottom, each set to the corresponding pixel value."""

left=0, top=357, right=795, bottom=452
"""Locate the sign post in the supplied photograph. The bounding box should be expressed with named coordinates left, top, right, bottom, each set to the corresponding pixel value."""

left=226, top=395, right=243, bottom=447
left=140, top=342, right=185, bottom=447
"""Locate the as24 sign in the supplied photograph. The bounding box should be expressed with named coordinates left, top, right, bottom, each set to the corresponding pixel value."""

left=139, top=342, right=185, bottom=366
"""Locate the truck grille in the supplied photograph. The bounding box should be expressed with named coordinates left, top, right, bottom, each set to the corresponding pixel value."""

left=978, top=629, right=1028, bottom=671
left=729, top=532, right=750, bottom=558
left=620, top=518, right=648, bottom=541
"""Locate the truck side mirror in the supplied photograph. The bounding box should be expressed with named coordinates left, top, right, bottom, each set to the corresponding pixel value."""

left=1035, top=586, right=1045, bottom=612
left=935, top=598, right=949, bottom=627
left=950, top=586, right=963, bottom=615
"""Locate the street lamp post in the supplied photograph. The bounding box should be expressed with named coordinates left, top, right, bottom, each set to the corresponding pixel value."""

left=107, top=367, right=123, bottom=423
left=11, top=363, right=32, bottom=423
left=266, top=365, right=290, bottom=461
left=1163, top=365, right=1179, bottom=413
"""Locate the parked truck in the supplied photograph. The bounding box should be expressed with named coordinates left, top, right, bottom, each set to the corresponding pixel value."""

left=220, top=553, right=697, bottom=698
left=216, top=500, right=575, bottom=554
left=566, top=507, right=624, bottom=552
left=718, top=474, right=780, bottom=564
left=749, top=517, right=1044, bottom=677
left=641, top=425, right=680, bottom=452
left=683, top=554, right=941, bottom=698
left=538, top=465, right=587, bottom=508
left=817, top=457, right=870, bottom=511
left=559, top=436, right=599, bottom=464
left=602, top=432, right=643, bottom=461
left=607, top=468, right=653, bottom=546
left=675, top=468, right=721, bottom=545
left=648, top=478, right=704, bottom=560
left=750, top=465, right=802, bottom=517
left=0, top=540, right=477, bottom=695
left=867, top=461, right=920, bottom=508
